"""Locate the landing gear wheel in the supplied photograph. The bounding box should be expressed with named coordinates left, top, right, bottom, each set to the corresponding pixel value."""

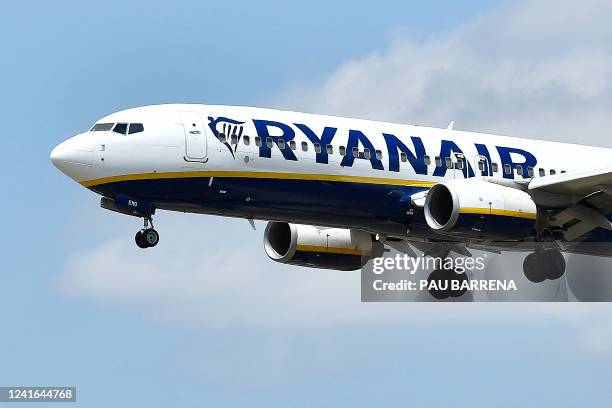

left=543, top=250, right=566, bottom=280
left=135, top=230, right=148, bottom=249
left=134, top=216, right=159, bottom=249
left=523, top=252, right=545, bottom=283
left=449, top=270, right=468, bottom=298
left=143, top=229, right=159, bottom=247
left=523, top=250, right=566, bottom=282
left=427, top=267, right=470, bottom=300
left=427, top=269, right=449, bottom=300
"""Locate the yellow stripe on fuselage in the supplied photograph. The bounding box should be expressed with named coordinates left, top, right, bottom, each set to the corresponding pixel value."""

left=295, top=244, right=366, bottom=256
left=459, top=207, right=537, bottom=220
left=82, top=172, right=536, bottom=220
left=80, top=170, right=435, bottom=188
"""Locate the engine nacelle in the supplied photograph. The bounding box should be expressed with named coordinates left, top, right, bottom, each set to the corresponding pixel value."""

left=264, top=222, right=383, bottom=271
left=423, top=180, right=537, bottom=239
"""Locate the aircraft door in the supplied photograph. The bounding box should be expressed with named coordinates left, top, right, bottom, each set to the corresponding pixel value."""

left=452, top=153, right=467, bottom=179
left=181, top=111, right=207, bottom=161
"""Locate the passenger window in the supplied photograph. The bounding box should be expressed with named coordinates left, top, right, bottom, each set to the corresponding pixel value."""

left=504, top=164, right=512, bottom=175
left=128, top=123, right=144, bottom=134
left=424, top=155, right=431, bottom=165
left=231, top=134, right=238, bottom=144
left=266, top=137, right=274, bottom=149
left=278, top=139, right=286, bottom=149
left=113, top=123, right=128, bottom=135
left=539, top=168, right=546, bottom=177
left=492, top=163, right=499, bottom=173
left=352, top=147, right=359, bottom=158
left=561, top=170, right=566, bottom=174
left=445, top=157, right=453, bottom=169
left=255, top=136, right=261, bottom=147
left=456, top=159, right=464, bottom=170
left=364, top=148, right=371, bottom=160
left=243, top=135, right=250, bottom=146
left=478, top=160, right=485, bottom=172
left=289, top=141, right=296, bottom=150
left=550, top=169, right=556, bottom=175
left=376, top=150, right=383, bottom=160
left=314, top=143, right=321, bottom=153
left=516, top=165, right=523, bottom=176
left=528, top=167, right=534, bottom=177
left=91, top=123, right=114, bottom=131
left=435, top=157, right=442, bottom=167
left=339, top=146, right=346, bottom=156
left=326, top=144, right=333, bottom=154
left=400, top=152, right=407, bottom=162
left=301, top=141, right=308, bottom=151
left=218, top=133, right=227, bottom=143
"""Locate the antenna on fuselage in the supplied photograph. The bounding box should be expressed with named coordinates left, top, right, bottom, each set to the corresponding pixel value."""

left=247, top=218, right=256, bottom=231
left=447, top=121, right=454, bottom=131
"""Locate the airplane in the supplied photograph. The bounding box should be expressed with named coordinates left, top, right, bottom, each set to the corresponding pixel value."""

left=50, top=104, right=612, bottom=298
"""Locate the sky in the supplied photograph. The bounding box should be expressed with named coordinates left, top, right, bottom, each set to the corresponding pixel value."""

left=3, top=0, right=612, bottom=406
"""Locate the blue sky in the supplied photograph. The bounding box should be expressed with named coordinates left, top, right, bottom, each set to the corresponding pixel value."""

left=3, top=0, right=612, bottom=406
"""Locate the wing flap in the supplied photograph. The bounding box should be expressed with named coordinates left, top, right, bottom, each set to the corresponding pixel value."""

left=546, top=191, right=612, bottom=241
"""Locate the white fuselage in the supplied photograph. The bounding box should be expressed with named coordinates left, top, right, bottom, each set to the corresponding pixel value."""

left=50, top=104, right=612, bottom=243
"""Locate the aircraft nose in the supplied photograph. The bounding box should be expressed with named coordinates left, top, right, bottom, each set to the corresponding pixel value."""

left=49, top=143, right=66, bottom=167
left=50, top=135, right=94, bottom=181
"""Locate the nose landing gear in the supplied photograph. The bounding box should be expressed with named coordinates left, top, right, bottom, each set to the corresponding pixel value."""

left=135, top=217, right=159, bottom=249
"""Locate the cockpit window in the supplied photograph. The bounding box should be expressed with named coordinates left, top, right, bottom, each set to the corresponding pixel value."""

left=90, top=122, right=144, bottom=134
left=91, top=123, right=114, bottom=131
left=113, top=123, right=128, bottom=135
left=128, top=123, right=144, bottom=134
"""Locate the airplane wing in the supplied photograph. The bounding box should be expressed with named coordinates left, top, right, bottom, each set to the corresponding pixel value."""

left=528, top=167, right=612, bottom=195
left=391, top=168, right=612, bottom=254
left=528, top=167, right=612, bottom=241
left=383, top=238, right=475, bottom=258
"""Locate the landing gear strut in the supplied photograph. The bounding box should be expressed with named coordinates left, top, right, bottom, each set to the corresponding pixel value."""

left=523, top=249, right=565, bottom=282
left=135, top=216, right=159, bottom=249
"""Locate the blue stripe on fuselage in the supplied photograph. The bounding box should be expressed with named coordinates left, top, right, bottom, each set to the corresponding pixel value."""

left=89, top=176, right=428, bottom=236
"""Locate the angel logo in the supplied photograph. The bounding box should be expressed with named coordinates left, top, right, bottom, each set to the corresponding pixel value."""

left=207, top=116, right=246, bottom=159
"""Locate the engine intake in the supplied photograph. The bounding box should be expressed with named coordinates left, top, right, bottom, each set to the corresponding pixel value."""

left=424, top=180, right=537, bottom=239
left=264, top=222, right=383, bottom=271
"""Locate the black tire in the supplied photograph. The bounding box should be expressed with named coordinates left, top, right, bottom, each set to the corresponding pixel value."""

left=523, top=252, right=545, bottom=283
left=143, top=229, right=159, bottom=247
left=135, top=230, right=148, bottom=249
left=544, top=250, right=566, bottom=280
left=448, top=269, right=468, bottom=298
left=428, top=269, right=450, bottom=300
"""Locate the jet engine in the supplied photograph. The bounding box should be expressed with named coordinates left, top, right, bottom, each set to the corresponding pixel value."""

left=263, top=222, right=383, bottom=271
left=423, top=180, right=537, bottom=239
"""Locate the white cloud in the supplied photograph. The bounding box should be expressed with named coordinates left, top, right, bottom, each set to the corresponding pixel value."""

left=58, top=212, right=384, bottom=329
left=58, top=0, right=612, bottom=352
left=58, top=211, right=612, bottom=338
left=55, top=212, right=476, bottom=328
left=274, top=0, right=612, bottom=147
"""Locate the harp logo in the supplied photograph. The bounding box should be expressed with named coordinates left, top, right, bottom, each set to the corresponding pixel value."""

left=207, top=116, right=246, bottom=159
